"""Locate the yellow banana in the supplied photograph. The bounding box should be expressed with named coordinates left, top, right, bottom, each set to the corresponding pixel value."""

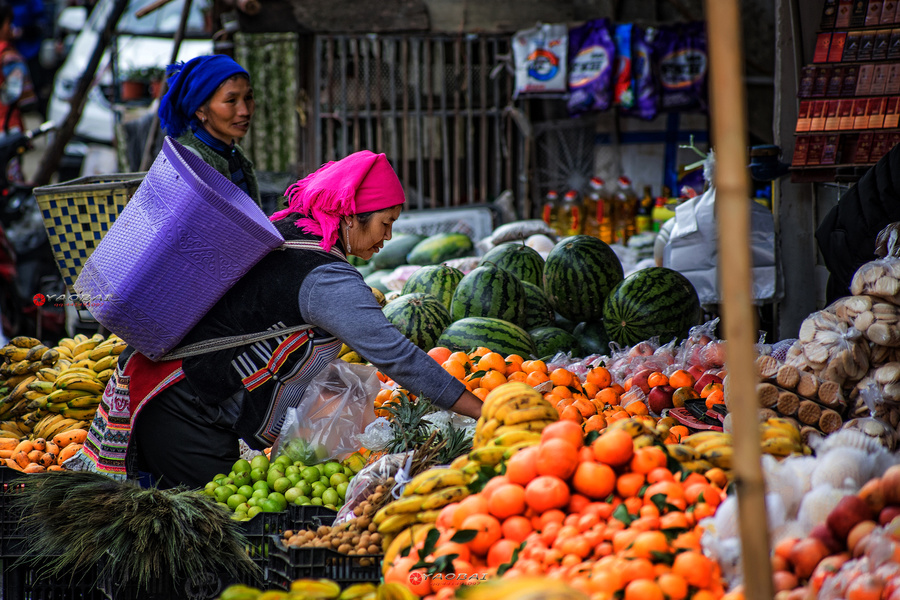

left=761, top=436, right=802, bottom=457
left=11, top=360, right=34, bottom=376
left=10, top=336, right=40, bottom=348
left=36, top=368, right=59, bottom=382
left=704, top=446, right=734, bottom=470
left=666, top=444, right=699, bottom=462
left=70, top=359, right=97, bottom=371
left=55, top=346, right=74, bottom=359
left=59, top=337, right=77, bottom=350
left=491, top=430, right=542, bottom=447
left=403, top=468, right=446, bottom=496
left=64, top=379, right=105, bottom=394
left=71, top=339, right=100, bottom=357
left=24, top=345, right=48, bottom=361
left=491, top=395, right=549, bottom=422
left=682, top=431, right=732, bottom=449
left=609, top=417, right=652, bottom=438
left=679, top=458, right=715, bottom=473
left=469, top=445, right=507, bottom=467
left=481, top=382, right=544, bottom=418
left=763, top=418, right=802, bottom=444
left=493, top=420, right=554, bottom=437
left=410, top=468, right=468, bottom=496
left=9, top=376, right=37, bottom=401
left=46, top=388, right=93, bottom=404
left=96, top=369, right=114, bottom=383
left=41, top=418, right=80, bottom=440
left=67, top=394, right=102, bottom=409
left=502, top=439, right=539, bottom=460
left=376, top=513, right=420, bottom=535
left=633, top=433, right=658, bottom=449
left=26, top=380, right=54, bottom=394
left=503, top=404, right=558, bottom=426
left=473, top=418, right=501, bottom=448
left=421, top=485, right=469, bottom=510
left=47, top=402, right=69, bottom=412
left=91, top=355, right=119, bottom=373
left=60, top=407, right=98, bottom=420
left=384, top=495, right=425, bottom=516
left=417, top=510, right=442, bottom=524
left=40, top=348, right=60, bottom=365
left=693, top=435, right=734, bottom=456
left=449, top=455, right=469, bottom=471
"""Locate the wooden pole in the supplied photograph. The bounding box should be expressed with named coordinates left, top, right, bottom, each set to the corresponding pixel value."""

left=703, top=1, right=773, bottom=599
left=139, top=0, right=194, bottom=170
left=31, top=0, right=131, bottom=187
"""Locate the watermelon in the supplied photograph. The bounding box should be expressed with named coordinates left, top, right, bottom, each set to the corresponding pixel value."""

left=450, top=264, right=526, bottom=326
left=401, top=264, right=465, bottom=310
left=543, top=235, right=624, bottom=322
left=438, top=317, right=536, bottom=358
left=529, top=326, right=582, bottom=359
left=479, top=242, right=545, bottom=286
left=407, top=232, right=474, bottom=265
left=364, top=269, right=395, bottom=293
left=554, top=312, right=578, bottom=333
left=382, top=293, right=452, bottom=351
left=602, top=267, right=702, bottom=346
left=573, top=320, right=612, bottom=356
left=521, top=282, right=554, bottom=330
left=369, top=233, right=426, bottom=270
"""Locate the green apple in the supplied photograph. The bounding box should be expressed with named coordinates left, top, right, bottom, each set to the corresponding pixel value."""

left=318, top=476, right=330, bottom=487
left=204, top=482, right=218, bottom=497
left=321, top=488, right=339, bottom=507
left=250, top=455, right=270, bottom=472
left=295, top=495, right=311, bottom=506
left=274, top=454, right=293, bottom=470
left=343, top=466, right=353, bottom=477
left=247, top=506, right=262, bottom=518
left=214, top=486, right=232, bottom=504
left=329, top=472, right=349, bottom=487
left=259, top=499, right=280, bottom=513
left=323, top=461, right=343, bottom=478
left=311, top=482, right=326, bottom=498
left=252, top=480, right=270, bottom=493
left=226, top=494, right=248, bottom=511
left=296, top=480, right=312, bottom=497
left=268, top=492, right=288, bottom=512
left=251, top=489, right=269, bottom=501
left=336, top=481, right=349, bottom=500
left=287, top=473, right=302, bottom=486
left=250, top=467, right=266, bottom=483
left=232, top=471, right=251, bottom=487
left=301, top=467, right=320, bottom=484
left=284, top=487, right=303, bottom=504
left=232, top=458, right=252, bottom=474
left=213, top=473, right=228, bottom=485
left=310, top=497, right=324, bottom=506
left=238, top=485, right=255, bottom=498
left=285, top=465, right=301, bottom=478
left=266, top=469, right=285, bottom=489
left=247, top=498, right=258, bottom=508
left=273, top=477, right=292, bottom=494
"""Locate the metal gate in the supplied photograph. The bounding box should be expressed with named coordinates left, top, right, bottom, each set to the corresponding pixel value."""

left=312, top=34, right=527, bottom=214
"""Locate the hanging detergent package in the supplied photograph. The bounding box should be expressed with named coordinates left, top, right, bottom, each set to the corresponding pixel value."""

left=654, top=21, right=708, bottom=112
left=625, top=25, right=660, bottom=120
left=613, top=23, right=635, bottom=109
left=566, top=18, right=616, bottom=115
left=513, top=23, right=568, bottom=96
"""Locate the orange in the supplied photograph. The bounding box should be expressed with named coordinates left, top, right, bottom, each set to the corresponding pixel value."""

left=477, top=352, right=507, bottom=374
left=568, top=493, right=590, bottom=514
left=525, top=371, right=551, bottom=387
left=595, top=387, right=622, bottom=407
left=685, top=483, right=722, bottom=508
left=647, top=372, right=669, bottom=388
left=460, top=513, right=502, bottom=556
left=470, top=346, right=491, bottom=358
left=668, top=369, right=695, bottom=389
left=427, top=346, right=453, bottom=364
left=550, top=368, right=576, bottom=388
left=522, top=359, right=548, bottom=374
left=433, top=541, right=472, bottom=564
left=624, top=579, right=665, bottom=600
left=487, top=483, right=527, bottom=519
left=705, top=467, right=729, bottom=489
left=704, top=388, right=725, bottom=409
left=672, top=551, right=714, bottom=589
left=442, top=360, right=466, bottom=380
left=472, top=387, right=490, bottom=401
left=552, top=385, right=574, bottom=399
left=500, top=515, right=533, bottom=543
left=620, top=557, right=656, bottom=583
left=479, top=369, right=508, bottom=391
left=629, top=446, right=667, bottom=474
left=700, top=382, right=723, bottom=399
left=536, top=438, right=580, bottom=479
left=659, top=511, right=690, bottom=531
left=629, top=530, right=670, bottom=560
left=538, top=508, right=567, bottom=529
left=481, top=475, right=512, bottom=502
left=448, top=351, right=473, bottom=368
left=586, top=366, right=612, bottom=388
left=592, top=428, right=635, bottom=467
left=657, top=573, right=689, bottom=600
left=571, top=461, right=616, bottom=500
left=507, top=371, right=527, bottom=383
left=616, top=472, right=646, bottom=499
left=590, top=568, right=624, bottom=595
left=560, top=405, right=584, bottom=423
left=505, top=354, right=525, bottom=367
left=465, top=373, right=482, bottom=389
left=505, top=445, right=539, bottom=485
left=486, top=538, right=518, bottom=568
left=646, top=467, right=675, bottom=484
left=524, top=475, right=571, bottom=513
left=436, top=502, right=459, bottom=530
left=452, top=494, right=489, bottom=529
left=669, top=425, right=690, bottom=440
left=541, top=420, right=585, bottom=449
left=625, top=400, right=649, bottom=416
left=584, top=414, right=607, bottom=433
left=582, top=382, right=600, bottom=399
left=573, top=397, right=597, bottom=418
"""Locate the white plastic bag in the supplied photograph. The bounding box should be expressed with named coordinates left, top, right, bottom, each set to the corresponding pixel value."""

left=512, top=23, right=568, bottom=96
left=273, top=360, right=380, bottom=463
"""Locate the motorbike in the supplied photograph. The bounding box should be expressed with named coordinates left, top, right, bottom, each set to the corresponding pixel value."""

left=0, top=121, right=66, bottom=342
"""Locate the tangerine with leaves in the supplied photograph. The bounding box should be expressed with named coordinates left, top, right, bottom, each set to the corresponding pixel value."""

left=441, top=360, right=467, bottom=380
left=536, top=438, right=580, bottom=479
left=524, top=475, right=571, bottom=513
left=460, top=513, right=502, bottom=556
left=448, top=351, right=473, bottom=368
left=477, top=352, right=507, bottom=374
left=592, top=428, right=635, bottom=467
left=629, top=530, right=670, bottom=561
left=550, top=368, right=576, bottom=388
left=559, top=405, right=584, bottom=424
left=479, top=369, right=508, bottom=391
left=657, top=573, right=689, bottom=600
left=522, top=359, right=548, bottom=374
left=525, top=371, right=551, bottom=387
left=486, top=538, right=519, bottom=568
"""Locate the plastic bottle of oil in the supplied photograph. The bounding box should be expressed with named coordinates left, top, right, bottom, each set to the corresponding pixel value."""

left=583, top=176, right=613, bottom=243
left=558, top=189, right=584, bottom=237
left=635, top=185, right=654, bottom=234
left=542, top=189, right=559, bottom=230
left=614, top=176, right=638, bottom=243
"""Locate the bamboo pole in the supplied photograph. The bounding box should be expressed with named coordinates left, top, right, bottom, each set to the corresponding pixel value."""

left=703, top=1, right=773, bottom=599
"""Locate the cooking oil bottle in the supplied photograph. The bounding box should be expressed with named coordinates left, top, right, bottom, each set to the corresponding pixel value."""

left=635, top=185, right=654, bottom=234
left=558, top=189, right=584, bottom=237
left=542, top=189, right=559, bottom=230
left=583, top=176, right=614, bottom=243
left=614, top=176, right=638, bottom=243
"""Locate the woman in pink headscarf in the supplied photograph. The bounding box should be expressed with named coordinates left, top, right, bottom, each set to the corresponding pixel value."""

left=86, top=151, right=482, bottom=490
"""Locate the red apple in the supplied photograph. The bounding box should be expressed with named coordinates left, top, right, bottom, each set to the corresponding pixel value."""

left=694, top=372, right=723, bottom=395
left=788, top=537, right=830, bottom=580
left=648, top=385, right=676, bottom=415
left=630, top=368, right=654, bottom=395
left=687, top=365, right=706, bottom=382
left=880, top=505, right=900, bottom=526
left=827, top=494, right=874, bottom=543
left=883, top=464, right=900, bottom=506
left=808, top=523, right=843, bottom=555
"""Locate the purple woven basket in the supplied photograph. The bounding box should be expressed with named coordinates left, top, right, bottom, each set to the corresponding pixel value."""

left=74, top=137, right=285, bottom=360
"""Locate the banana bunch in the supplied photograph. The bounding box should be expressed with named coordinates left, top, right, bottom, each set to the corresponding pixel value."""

left=338, top=344, right=366, bottom=364
left=760, top=417, right=810, bottom=458
left=373, top=466, right=472, bottom=541
left=679, top=430, right=733, bottom=472
left=463, top=381, right=557, bottom=470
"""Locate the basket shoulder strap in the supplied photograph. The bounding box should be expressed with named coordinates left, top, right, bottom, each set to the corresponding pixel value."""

left=280, top=240, right=348, bottom=262
left=162, top=324, right=314, bottom=360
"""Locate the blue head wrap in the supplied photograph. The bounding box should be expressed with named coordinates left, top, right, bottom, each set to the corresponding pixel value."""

left=158, top=55, right=249, bottom=137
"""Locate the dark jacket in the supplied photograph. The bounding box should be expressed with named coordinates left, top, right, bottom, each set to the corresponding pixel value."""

left=175, top=129, right=261, bottom=206
left=816, top=142, right=900, bottom=303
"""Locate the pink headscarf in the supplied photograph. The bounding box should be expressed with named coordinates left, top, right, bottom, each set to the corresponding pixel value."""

left=271, top=151, right=406, bottom=251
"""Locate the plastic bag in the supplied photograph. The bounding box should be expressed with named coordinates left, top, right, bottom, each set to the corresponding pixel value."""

left=273, top=360, right=380, bottom=464
left=829, top=294, right=900, bottom=347
left=489, top=220, right=557, bottom=245
left=788, top=310, right=869, bottom=386
left=850, top=257, right=900, bottom=305
left=512, top=23, right=568, bottom=97
left=334, top=451, right=415, bottom=525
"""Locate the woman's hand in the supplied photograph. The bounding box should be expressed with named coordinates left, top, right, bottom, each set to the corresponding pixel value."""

left=450, top=389, right=482, bottom=420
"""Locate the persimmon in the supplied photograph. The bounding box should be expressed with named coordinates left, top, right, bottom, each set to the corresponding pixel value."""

left=427, top=346, right=452, bottom=364
left=542, top=420, right=585, bottom=449
left=536, top=438, right=580, bottom=479
left=630, top=446, right=667, bottom=474
left=460, top=513, right=502, bottom=556
left=487, top=483, right=527, bottom=519
left=505, top=445, right=539, bottom=485
left=452, top=494, right=489, bottom=529
left=500, top=515, right=533, bottom=543
left=647, top=372, right=669, bottom=388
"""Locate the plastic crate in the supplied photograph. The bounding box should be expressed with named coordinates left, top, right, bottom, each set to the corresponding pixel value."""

left=1, top=558, right=106, bottom=600
left=0, top=468, right=27, bottom=558
left=33, top=173, right=145, bottom=295
left=267, top=535, right=382, bottom=591
left=287, top=504, right=337, bottom=531
left=239, top=510, right=289, bottom=575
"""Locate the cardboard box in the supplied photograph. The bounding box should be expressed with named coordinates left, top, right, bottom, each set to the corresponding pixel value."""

left=830, top=31, right=850, bottom=62
left=840, top=98, right=856, bottom=129
left=883, top=0, right=899, bottom=23
left=867, top=97, right=887, bottom=128
left=826, top=99, right=842, bottom=130
left=871, top=63, right=890, bottom=94
left=843, top=65, right=861, bottom=95
left=867, top=0, right=886, bottom=26
left=854, top=97, right=871, bottom=128
left=792, top=136, right=811, bottom=166
left=815, top=32, right=834, bottom=63
left=797, top=100, right=813, bottom=132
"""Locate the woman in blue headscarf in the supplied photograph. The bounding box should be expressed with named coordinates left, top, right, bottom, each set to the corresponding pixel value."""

left=158, top=54, right=260, bottom=205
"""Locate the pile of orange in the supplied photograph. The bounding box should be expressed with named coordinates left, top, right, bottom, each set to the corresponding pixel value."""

left=384, top=419, right=732, bottom=600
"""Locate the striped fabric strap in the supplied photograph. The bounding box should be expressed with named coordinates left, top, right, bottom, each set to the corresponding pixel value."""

left=241, top=330, right=311, bottom=391
left=160, top=240, right=346, bottom=361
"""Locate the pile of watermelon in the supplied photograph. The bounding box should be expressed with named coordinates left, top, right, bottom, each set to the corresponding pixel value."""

left=357, top=229, right=702, bottom=360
